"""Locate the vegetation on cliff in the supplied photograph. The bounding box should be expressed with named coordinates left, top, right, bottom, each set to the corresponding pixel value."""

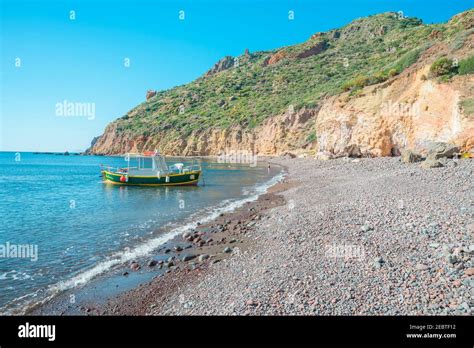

left=91, top=10, right=473, bottom=154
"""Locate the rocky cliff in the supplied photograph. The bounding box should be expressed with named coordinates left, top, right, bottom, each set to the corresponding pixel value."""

left=89, top=10, right=474, bottom=157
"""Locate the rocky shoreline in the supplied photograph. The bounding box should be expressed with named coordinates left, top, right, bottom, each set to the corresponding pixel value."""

left=26, top=162, right=287, bottom=316
left=91, top=177, right=291, bottom=315
left=88, top=156, right=473, bottom=316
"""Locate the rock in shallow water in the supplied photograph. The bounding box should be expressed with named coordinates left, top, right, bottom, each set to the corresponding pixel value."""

left=130, top=262, right=141, bottom=271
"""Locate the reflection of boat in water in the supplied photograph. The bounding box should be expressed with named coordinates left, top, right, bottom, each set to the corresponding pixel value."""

left=101, top=151, right=202, bottom=186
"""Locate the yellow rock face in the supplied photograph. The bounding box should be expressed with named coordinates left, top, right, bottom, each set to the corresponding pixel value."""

left=315, top=67, right=473, bottom=157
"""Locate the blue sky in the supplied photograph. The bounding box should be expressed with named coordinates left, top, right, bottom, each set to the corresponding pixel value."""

left=1, top=0, right=472, bottom=152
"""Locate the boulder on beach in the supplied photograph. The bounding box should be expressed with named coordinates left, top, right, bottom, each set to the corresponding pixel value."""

left=401, top=149, right=422, bottom=163
left=282, top=152, right=297, bottom=159
left=421, top=158, right=444, bottom=169
left=182, top=254, right=196, bottom=262
left=343, top=144, right=362, bottom=158
left=315, top=151, right=334, bottom=161
left=426, top=142, right=459, bottom=160
left=182, top=232, right=192, bottom=240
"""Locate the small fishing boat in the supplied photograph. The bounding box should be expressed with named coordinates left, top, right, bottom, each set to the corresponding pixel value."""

left=101, top=151, right=202, bottom=186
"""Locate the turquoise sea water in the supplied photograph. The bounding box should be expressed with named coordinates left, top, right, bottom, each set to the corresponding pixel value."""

left=0, top=152, right=283, bottom=314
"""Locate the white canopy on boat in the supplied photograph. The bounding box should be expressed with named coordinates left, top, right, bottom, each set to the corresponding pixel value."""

left=124, top=152, right=169, bottom=175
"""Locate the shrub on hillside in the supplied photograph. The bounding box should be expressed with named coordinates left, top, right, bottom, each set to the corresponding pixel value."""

left=460, top=98, right=474, bottom=116
left=388, top=68, right=399, bottom=77
left=391, top=48, right=422, bottom=74
left=371, top=71, right=388, bottom=83
left=429, top=57, right=456, bottom=77
left=342, top=75, right=370, bottom=91
left=306, top=131, right=317, bottom=143
left=450, top=28, right=474, bottom=52
left=458, top=55, right=474, bottom=75
left=355, top=48, right=424, bottom=89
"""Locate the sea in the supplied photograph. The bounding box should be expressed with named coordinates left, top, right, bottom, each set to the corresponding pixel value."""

left=0, top=151, right=284, bottom=314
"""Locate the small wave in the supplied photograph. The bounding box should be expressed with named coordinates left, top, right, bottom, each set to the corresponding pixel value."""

left=0, top=270, right=33, bottom=281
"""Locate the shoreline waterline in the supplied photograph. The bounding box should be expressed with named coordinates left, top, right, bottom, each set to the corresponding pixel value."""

left=2, top=164, right=286, bottom=315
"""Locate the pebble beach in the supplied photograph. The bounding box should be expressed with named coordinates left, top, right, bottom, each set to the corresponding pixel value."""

left=92, top=156, right=473, bottom=316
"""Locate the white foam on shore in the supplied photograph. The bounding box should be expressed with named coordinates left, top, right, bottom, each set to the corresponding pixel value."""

left=2, top=171, right=285, bottom=315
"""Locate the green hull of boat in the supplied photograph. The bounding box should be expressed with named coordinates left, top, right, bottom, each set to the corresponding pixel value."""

left=102, top=170, right=201, bottom=186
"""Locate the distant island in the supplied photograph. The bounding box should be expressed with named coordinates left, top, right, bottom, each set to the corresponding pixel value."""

left=31, top=151, right=82, bottom=156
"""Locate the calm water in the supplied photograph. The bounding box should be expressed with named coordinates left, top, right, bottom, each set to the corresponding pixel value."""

left=0, top=152, right=283, bottom=313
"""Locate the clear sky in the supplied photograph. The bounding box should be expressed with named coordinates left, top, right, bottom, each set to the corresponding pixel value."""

left=1, top=0, right=472, bottom=152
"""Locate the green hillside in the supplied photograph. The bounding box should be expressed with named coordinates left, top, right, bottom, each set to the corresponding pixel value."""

left=103, top=10, right=473, bottom=145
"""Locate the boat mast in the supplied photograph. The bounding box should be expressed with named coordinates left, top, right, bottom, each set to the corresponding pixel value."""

left=127, top=153, right=130, bottom=174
